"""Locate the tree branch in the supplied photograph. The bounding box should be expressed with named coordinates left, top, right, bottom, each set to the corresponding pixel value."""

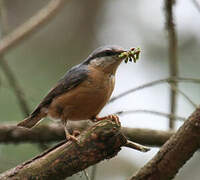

left=0, top=123, right=66, bottom=143
left=130, top=107, right=200, bottom=180
left=165, top=0, right=178, bottom=129
left=0, top=120, right=128, bottom=180
left=0, top=123, right=173, bottom=147
left=0, top=0, right=65, bottom=55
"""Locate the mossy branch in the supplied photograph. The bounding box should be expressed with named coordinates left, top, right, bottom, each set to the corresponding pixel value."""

left=0, top=120, right=127, bottom=180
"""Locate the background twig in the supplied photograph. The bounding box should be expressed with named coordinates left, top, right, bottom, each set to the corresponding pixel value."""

left=0, top=0, right=65, bottom=55
left=109, top=77, right=200, bottom=104
left=0, top=0, right=30, bottom=116
left=115, top=109, right=186, bottom=121
left=0, top=123, right=173, bottom=147
left=165, top=0, right=178, bottom=129
left=0, top=60, right=30, bottom=116
left=169, top=84, right=198, bottom=108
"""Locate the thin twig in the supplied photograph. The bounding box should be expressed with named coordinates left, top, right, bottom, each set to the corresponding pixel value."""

left=0, top=59, right=30, bottom=116
left=0, top=0, right=65, bottom=56
left=192, top=0, right=200, bottom=13
left=115, top=110, right=186, bottom=121
left=169, top=84, right=198, bottom=108
left=124, top=140, right=150, bottom=152
left=165, top=0, right=178, bottom=129
left=109, top=77, right=200, bottom=104
left=122, top=127, right=173, bottom=147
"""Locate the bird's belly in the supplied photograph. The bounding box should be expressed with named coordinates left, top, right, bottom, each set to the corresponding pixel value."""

left=48, top=79, right=114, bottom=121
left=66, top=90, right=108, bottom=120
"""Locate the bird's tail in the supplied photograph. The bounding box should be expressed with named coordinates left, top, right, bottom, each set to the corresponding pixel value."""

left=17, top=112, right=45, bottom=129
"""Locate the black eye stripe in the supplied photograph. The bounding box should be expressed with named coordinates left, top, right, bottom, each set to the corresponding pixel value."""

left=102, top=51, right=117, bottom=56
left=82, top=48, right=124, bottom=65
left=93, top=50, right=120, bottom=58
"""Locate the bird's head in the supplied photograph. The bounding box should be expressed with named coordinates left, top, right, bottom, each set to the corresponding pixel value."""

left=83, top=45, right=140, bottom=74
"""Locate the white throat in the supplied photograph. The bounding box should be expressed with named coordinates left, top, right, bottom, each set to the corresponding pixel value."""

left=90, top=57, right=115, bottom=68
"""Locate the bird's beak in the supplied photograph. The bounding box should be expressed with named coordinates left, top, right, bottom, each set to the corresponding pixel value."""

left=118, top=48, right=141, bottom=63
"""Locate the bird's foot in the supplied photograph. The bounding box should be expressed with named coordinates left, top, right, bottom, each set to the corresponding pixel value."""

left=93, top=114, right=121, bottom=126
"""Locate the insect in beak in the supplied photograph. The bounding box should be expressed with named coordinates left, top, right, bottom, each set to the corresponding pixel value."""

left=118, top=47, right=141, bottom=63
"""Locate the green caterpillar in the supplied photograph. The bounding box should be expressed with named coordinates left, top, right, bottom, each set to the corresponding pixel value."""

left=119, top=48, right=141, bottom=63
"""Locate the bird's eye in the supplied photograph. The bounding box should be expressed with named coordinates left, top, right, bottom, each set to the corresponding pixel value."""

left=89, top=50, right=118, bottom=61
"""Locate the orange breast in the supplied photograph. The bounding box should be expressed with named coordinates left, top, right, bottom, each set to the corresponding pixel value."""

left=47, top=66, right=115, bottom=121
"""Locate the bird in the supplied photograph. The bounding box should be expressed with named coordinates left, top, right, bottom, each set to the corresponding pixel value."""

left=17, top=45, right=137, bottom=141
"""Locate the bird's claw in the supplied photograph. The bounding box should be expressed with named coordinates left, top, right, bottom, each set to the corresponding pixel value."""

left=93, top=114, right=121, bottom=127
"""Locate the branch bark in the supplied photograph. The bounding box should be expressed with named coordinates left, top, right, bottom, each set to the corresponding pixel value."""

left=0, top=123, right=173, bottom=147
left=0, top=120, right=127, bottom=180
left=130, top=107, right=200, bottom=180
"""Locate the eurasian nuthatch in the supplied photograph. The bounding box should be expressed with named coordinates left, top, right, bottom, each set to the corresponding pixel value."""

left=17, top=45, right=140, bottom=141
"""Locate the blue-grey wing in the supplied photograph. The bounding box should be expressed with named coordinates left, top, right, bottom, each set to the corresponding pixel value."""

left=31, top=64, right=89, bottom=116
